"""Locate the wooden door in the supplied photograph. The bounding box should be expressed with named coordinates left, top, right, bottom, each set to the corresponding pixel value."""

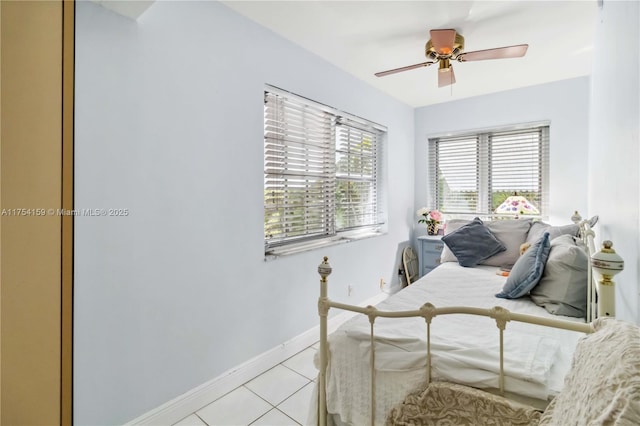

left=0, top=1, right=74, bottom=424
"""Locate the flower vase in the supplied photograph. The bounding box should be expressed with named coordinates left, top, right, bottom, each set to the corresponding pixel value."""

left=427, top=223, right=439, bottom=236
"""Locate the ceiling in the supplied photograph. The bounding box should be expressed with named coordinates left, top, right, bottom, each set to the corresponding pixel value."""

left=91, top=0, right=155, bottom=20
left=221, top=1, right=598, bottom=107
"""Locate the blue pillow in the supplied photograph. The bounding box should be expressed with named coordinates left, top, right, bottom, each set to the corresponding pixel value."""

left=496, top=232, right=551, bottom=299
left=441, top=217, right=506, bottom=267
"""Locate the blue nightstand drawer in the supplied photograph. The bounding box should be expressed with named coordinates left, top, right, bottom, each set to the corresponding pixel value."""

left=418, top=236, right=444, bottom=277
left=423, top=241, right=444, bottom=254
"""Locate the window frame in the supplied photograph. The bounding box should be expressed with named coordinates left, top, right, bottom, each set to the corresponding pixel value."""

left=264, top=86, right=387, bottom=258
left=428, top=123, right=550, bottom=219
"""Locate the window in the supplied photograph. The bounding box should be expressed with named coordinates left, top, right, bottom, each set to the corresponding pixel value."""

left=428, top=125, right=549, bottom=217
left=264, top=87, right=386, bottom=254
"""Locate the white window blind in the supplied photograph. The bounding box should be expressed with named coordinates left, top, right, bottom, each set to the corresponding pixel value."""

left=264, top=88, right=385, bottom=252
left=429, top=125, right=549, bottom=216
left=335, top=118, right=379, bottom=231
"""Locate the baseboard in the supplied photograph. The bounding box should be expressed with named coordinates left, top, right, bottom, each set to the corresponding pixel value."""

left=125, top=292, right=389, bottom=425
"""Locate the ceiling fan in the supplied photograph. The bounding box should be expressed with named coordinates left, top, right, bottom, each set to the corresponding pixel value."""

left=375, top=29, right=528, bottom=87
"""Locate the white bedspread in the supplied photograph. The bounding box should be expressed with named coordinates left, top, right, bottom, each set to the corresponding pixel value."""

left=315, top=263, right=585, bottom=426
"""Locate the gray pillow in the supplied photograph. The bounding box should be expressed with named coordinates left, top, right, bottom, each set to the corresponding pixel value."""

left=526, top=221, right=578, bottom=244
left=526, top=216, right=598, bottom=245
left=496, top=232, right=551, bottom=299
left=530, top=235, right=588, bottom=318
left=482, top=219, right=533, bottom=267
left=441, top=218, right=532, bottom=267
left=441, top=218, right=506, bottom=267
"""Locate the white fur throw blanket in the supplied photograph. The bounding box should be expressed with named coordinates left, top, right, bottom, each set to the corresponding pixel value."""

left=538, top=318, right=640, bottom=425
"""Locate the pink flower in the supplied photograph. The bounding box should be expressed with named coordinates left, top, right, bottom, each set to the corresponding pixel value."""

left=429, top=210, right=442, bottom=222
left=417, top=208, right=442, bottom=225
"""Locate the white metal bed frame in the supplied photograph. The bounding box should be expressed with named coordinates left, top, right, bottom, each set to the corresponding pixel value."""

left=315, top=220, right=616, bottom=426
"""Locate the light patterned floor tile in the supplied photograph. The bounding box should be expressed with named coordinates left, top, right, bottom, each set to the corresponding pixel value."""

left=245, top=365, right=310, bottom=405
left=250, top=408, right=300, bottom=425
left=196, top=386, right=270, bottom=426
left=277, top=382, right=315, bottom=425
left=283, top=347, right=318, bottom=380
left=173, top=414, right=207, bottom=425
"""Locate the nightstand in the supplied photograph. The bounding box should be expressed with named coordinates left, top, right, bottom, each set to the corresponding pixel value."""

left=418, top=235, right=444, bottom=277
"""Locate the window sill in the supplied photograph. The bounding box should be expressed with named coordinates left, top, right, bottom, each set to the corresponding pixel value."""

left=264, top=230, right=385, bottom=261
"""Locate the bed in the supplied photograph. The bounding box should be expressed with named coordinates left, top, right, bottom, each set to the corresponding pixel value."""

left=310, top=215, right=625, bottom=426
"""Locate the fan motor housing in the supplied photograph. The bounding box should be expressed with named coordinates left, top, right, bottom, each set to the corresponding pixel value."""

left=426, top=33, right=465, bottom=59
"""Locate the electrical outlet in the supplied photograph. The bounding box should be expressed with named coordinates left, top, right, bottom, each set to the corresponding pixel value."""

left=379, top=279, right=386, bottom=290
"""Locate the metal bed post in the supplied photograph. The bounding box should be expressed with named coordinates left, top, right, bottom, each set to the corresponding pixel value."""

left=581, top=220, right=597, bottom=322
left=591, top=240, right=624, bottom=318
left=366, top=307, right=377, bottom=426
left=490, top=306, right=509, bottom=396
left=419, top=303, right=436, bottom=385
left=317, top=257, right=332, bottom=426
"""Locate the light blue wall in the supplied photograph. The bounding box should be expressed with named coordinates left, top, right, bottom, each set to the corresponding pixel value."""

left=414, top=76, right=591, bottom=230
left=588, top=0, right=640, bottom=324
left=74, top=1, right=415, bottom=424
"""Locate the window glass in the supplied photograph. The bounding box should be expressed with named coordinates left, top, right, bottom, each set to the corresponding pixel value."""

left=264, top=87, right=386, bottom=254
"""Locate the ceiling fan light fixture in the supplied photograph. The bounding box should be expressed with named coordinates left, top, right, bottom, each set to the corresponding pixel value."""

left=438, top=65, right=456, bottom=87
left=425, top=31, right=464, bottom=59
left=375, top=29, right=527, bottom=86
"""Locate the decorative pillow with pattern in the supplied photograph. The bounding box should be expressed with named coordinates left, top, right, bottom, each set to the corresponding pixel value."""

left=387, top=381, right=542, bottom=426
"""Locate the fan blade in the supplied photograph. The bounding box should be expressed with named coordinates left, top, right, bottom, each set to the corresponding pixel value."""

left=375, top=61, right=434, bottom=77
left=438, top=66, right=456, bottom=87
left=457, top=44, right=528, bottom=62
left=430, top=29, right=457, bottom=55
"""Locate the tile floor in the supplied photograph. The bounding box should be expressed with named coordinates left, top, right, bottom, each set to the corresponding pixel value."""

left=173, top=343, right=318, bottom=426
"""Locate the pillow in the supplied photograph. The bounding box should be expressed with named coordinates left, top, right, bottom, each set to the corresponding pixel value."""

left=440, top=219, right=472, bottom=263
left=526, top=216, right=598, bottom=245
left=441, top=218, right=506, bottom=267
left=530, top=235, right=588, bottom=318
left=388, top=382, right=543, bottom=426
left=526, top=221, right=578, bottom=244
left=440, top=218, right=532, bottom=267
left=481, top=219, right=533, bottom=267
left=496, top=232, right=551, bottom=299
